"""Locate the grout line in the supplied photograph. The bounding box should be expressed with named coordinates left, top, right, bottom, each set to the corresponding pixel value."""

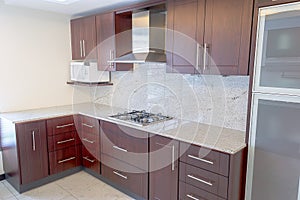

left=55, top=182, right=79, bottom=200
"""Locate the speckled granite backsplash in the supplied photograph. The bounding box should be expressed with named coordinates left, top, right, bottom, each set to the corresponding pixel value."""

left=81, top=63, right=249, bottom=131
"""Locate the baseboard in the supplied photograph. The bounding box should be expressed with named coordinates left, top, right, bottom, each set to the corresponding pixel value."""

left=0, top=174, right=5, bottom=181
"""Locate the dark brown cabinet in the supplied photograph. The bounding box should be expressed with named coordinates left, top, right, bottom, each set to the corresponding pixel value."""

left=100, top=120, right=148, bottom=199
left=77, top=115, right=101, bottom=174
left=70, top=16, right=97, bottom=60
left=16, top=121, right=49, bottom=185
left=179, top=142, right=245, bottom=200
left=47, top=116, right=82, bottom=175
left=149, top=135, right=179, bottom=200
left=167, top=0, right=253, bottom=75
left=96, top=11, right=133, bottom=71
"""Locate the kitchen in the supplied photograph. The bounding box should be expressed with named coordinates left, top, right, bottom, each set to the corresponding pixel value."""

left=0, top=0, right=299, bottom=199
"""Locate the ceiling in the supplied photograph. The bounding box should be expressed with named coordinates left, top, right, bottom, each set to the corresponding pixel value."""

left=3, top=0, right=149, bottom=17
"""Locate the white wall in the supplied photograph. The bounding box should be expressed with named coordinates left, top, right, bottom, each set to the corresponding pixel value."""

left=0, top=1, right=74, bottom=112
left=0, top=1, right=77, bottom=175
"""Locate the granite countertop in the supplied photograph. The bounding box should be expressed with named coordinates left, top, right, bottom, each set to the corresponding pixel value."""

left=0, top=103, right=246, bottom=154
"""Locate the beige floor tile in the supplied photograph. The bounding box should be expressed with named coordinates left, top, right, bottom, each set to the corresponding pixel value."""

left=15, top=182, right=71, bottom=200
left=0, top=182, right=15, bottom=200
left=2, top=180, right=20, bottom=196
left=0, top=172, right=133, bottom=200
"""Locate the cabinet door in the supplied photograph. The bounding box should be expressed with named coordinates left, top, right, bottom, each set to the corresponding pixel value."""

left=169, top=0, right=203, bottom=74
left=81, top=16, right=97, bottom=60
left=204, top=0, right=252, bottom=75
left=16, top=121, right=48, bottom=184
left=149, top=135, right=179, bottom=200
left=70, top=19, right=83, bottom=60
left=96, top=12, right=116, bottom=71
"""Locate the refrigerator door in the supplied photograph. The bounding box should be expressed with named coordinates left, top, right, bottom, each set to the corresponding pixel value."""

left=253, top=2, right=300, bottom=95
left=246, top=93, right=300, bottom=200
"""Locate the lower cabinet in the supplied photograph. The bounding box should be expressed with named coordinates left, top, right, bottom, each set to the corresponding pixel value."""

left=102, top=154, right=148, bottom=199
left=47, top=116, right=82, bottom=175
left=149, top=135, right=179, bottom=200
left=16, top=121, right=49, bottom=185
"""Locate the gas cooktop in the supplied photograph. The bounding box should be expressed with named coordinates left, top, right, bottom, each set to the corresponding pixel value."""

left=108, top=110, right=173, bottom=126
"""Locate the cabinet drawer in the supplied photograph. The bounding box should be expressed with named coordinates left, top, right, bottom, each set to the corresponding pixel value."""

left=101, top=121, right=148, bottom=171
left=101, top=154, right=148, bottom=199
left=49, top=145, right=82, bottom=175
left=180, top=142, right=229, bottom=176
left=82, top=146, right=100, bottom=174
left=47, top=116, right=76, bottom=136
left=179, top=182, right=225, bottom=200
left=81, top=131, right=100, bottom=153
left=48, top=131, right=80, bottom=152
left=180, top=162, right=228, bottom=199
left=80, top=115, right=99, bottom=135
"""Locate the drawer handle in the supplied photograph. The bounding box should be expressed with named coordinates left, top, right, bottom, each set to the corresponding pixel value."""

left=113, top=145, right=128, bottom=152
left=82, top=138, right=95, bottom=144
left=56, top=123, right=74, bottom=129
left=188, top=155, right=214, bottom=165
left=113, top=171, right=127, bottom=180
left=57, top=138, right=75, bottom=144
left=83, top=156, right=95, bottom=163
left=58, top=156, right=76, bottom=164
left=82, top=123, right=94, bottom=128
left=187, top=194, right=200, bottom=200
left=187, top=174, right=213, bottom=187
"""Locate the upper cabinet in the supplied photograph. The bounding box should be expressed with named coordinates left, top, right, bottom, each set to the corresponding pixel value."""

left=70, top=16, right=97, bottom=60
left=167, top=0, right=253, bottom=75
left=96, top=12, right=133, bottom=71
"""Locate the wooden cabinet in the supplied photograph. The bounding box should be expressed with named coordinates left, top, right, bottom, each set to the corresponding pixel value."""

left=96, top=12, right=133, bottom=71
left=16, top=121, right=48, bottom=185
left=100, top=120, right=148, bottom=199
left=149, top=135, right=179, bottom=200
left=77, top=115, right=100, bottom=174
left=167, top=0, right=253, bottom=75
left=47, top=116, right=82, bottom=175
left=70, top=16, right=97, bottom=60
left=179, top=142, right=245, bottom=200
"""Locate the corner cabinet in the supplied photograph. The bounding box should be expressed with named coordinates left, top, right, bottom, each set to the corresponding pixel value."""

left=70, top=16, right=97, bottom=60
left=167, top=0, right=253, bottom=75
left=149, top=135, right=179, bottom=200
left=96, top=11, right=133, bottom=71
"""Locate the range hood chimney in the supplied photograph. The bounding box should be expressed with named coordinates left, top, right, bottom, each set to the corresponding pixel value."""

left=109, top=4, right=166, bottom=64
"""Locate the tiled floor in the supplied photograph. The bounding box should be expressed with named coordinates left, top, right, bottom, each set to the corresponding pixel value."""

left=0, top=172, right=133, bottom=200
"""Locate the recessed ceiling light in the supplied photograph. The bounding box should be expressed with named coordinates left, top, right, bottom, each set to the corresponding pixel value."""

left=43, top=0, right=80, bottom=5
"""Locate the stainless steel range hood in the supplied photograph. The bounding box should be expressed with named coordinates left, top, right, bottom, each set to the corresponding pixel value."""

left=109, top=5, right=166, bottom=64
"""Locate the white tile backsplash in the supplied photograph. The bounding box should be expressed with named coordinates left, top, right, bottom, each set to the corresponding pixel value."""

left=89, top=63, right=249, bottom=131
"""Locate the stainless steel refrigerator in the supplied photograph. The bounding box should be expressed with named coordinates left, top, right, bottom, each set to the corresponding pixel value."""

left=246, top=2, right=300, bottom=200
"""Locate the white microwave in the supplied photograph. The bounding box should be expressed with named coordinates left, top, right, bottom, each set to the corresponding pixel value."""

left=70, top=62, right=110, bottom=83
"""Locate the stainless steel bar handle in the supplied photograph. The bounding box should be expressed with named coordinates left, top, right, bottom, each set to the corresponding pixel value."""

left=82, top=138, right=95, bottom=144
left=203, top=43, right=208, bottom=72
left=113, top=145, right=128, bottom=152
left=57, top=138, right=75, bottom=144
left=82, top=39, right=86, bottom=57
left=80, top=40, right=83, bottom=58
left=109, top=50, right=114, bottom=68
left=187, top=174, right=213, bottom=186
left=58, top=157, right=76, bottom=164
left=188, top=154, right=214, bottom=165
left=171, top=145, right=175, bottom=171
left=56, top=123, right=74, bottom=129
left=113, top=171, right=128, bottom=180
left=196, top=43, right=200, bottom=72
left=186, top=194, right=200, bottom=200
left=32, top=131, right=36, bottom=151
left=83, top=156, right=95, bottom=163
left=82, top=123, right=94, bottom=128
